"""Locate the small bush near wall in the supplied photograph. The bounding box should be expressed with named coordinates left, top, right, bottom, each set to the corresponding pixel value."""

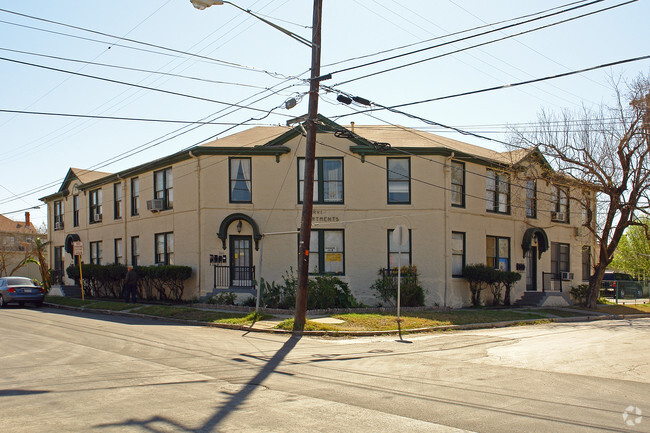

left=66, top=263, right=192, bottom=301
left=370, top=266, right=425, bottom=307
left=570, top=284, right=589, bottom=306
left=461, top=264, right=521, bottom=307
left=259, top=268, right=360, bottom=310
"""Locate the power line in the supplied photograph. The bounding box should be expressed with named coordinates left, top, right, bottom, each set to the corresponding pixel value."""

left=0, top=8, right=295, bottom=79
left=0, top=55, right=297, bottom=116
left=0, top=109, right=287, bottom=125
left=0, top=47, right=276, bottom=90
left=323, top=0, right=591, bottom=68
left=330, top=54, right=650, bottom=119
left=332, top=0, right=635, bottom=86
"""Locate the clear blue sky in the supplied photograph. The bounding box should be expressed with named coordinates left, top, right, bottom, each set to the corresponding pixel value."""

left=1, top=0, right=648, bottom=228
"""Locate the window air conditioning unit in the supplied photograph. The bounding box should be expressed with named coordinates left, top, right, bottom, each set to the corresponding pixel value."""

left=93, top=212, right=102, bottom=223
left=54, top=222, right=63, bottom=230
left=147, top=199, right=164, bottom=212
left=561, top=272, right=574, bottom=281
left=552, top=211, right=566, bottom=221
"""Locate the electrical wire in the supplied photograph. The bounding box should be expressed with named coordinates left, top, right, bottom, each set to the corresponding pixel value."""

left=323, top=0, right=592, bottom=68
left=0, top=109, right=283, bottom=125
left=332, top=0, right=636, bottom=86
left=0, top=47, right=276, bottom=90
left=0, top=56, right=296, bottom=116
left=330, top=54, right=650, bottom=118
left=0, top=9, right=295, bottom=79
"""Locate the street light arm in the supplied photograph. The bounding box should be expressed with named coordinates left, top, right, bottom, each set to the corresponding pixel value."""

left=191, top=0, right=312, bottom=47
left=222, top=1, right=312, bottom=47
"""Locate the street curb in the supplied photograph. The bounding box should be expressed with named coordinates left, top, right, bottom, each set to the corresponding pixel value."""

left=43, top=303, right=650, bottom=337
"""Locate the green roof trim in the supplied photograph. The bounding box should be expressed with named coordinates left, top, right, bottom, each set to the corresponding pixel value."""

left=349, top=146, right=511, bottom=169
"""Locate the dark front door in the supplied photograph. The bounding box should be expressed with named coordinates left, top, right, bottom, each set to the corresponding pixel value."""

left=526, top=247, right=538, bottom=291
left=229, top=236, right=252, bottom=287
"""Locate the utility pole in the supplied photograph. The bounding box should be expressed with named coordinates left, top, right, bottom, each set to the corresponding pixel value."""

left=293, top=0, right=323, bottom=332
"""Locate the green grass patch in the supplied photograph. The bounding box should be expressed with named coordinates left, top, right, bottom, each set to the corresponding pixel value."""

left=45, top=296, right=94, bottom=307
left=275, top=309, right=548, bottom=332
left=275, top=319, right=339, bottom=332
left=594, top=303, right=650, bottom=315
left=135, top=305, right=269, bottom=324
left=84, top=301, right=139, bottom=311
left=521, top=308, right=590, bottom=318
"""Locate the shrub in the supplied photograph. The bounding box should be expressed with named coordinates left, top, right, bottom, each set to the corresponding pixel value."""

left=308, top=275, right=359, bottom=309
left=570, top=284, right=589, bottom=306
left=370, top=266, right=425, bottom=307
left=66, top=263, right=192, bottom=301
left=501, top=271, right=522, bottom=306
left=259, top=268, right=360, bottom=310
left=207, top=291, right=237, bottom=305
left=462, top=264, right=494, bottom=306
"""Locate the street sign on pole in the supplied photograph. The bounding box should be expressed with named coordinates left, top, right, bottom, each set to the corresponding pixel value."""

left=72, top=241, right=84, bottom=301
left=72, top=241, right=83, bottom=257
left=393, top=225, right=408, bottom=321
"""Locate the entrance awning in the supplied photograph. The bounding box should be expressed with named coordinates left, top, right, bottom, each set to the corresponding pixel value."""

left=521, top=227, right=549, bottom=259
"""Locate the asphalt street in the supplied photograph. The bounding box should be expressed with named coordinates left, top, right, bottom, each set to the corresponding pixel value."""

left=1, top=306, right=648, bottom=432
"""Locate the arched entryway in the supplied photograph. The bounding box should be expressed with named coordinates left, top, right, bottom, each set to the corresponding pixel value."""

left=215, top=213, right=262, bottom=290
left=521, top=227, right=549, bottom=291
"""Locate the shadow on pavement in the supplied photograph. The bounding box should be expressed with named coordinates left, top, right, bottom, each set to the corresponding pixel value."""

left=94, top=334, right=302, bottom=432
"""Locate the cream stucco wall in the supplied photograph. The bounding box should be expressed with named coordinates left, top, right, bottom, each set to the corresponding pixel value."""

left=44, top=127, right=595, bottom=307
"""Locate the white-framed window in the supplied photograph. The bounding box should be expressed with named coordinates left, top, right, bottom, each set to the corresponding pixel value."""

left=73, top=194, right=79, bottom=227
left=114, top=183, right=122, bottom=219
left=114, top=238, right=123, bottom=264
left=90, top=241, right=103, bottom=265
left=307, top=229, right=344, bottom=275
left=486, top=169, right=510, bottom=214
left=229, top=157, right=252, bottom=202
left=525, top=179, right=537, bottom=218
left=452, top=232, right=465, bottom=277
left=131, top=236, right=140, bottom=266
left=551, top=186, right=569, bottom=223
left=54, top=200, right=64, bottom=230
left=388, top=228, right=411, bottom=268
left=154, top=168, right=173, bottom=210
left=298, top=158, right=343, bottom=204
left=387, top=157, right=410, bottom=204
left=451, top=161, right=465, bottom=207
left=155, top=232, right=174, bottom=265
left=487, top=236, right=510, bottom=271
left=89, top=188, right=102, bottom=223
left=551, top=242, right=570, bottom=277
left=131, top=177, right=140, bottom=216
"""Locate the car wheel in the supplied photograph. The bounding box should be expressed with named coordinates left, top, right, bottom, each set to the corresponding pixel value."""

left=0, top=295, right=6, bottom=308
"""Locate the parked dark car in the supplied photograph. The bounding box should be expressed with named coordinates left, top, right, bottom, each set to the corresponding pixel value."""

left=0, top=277, right=44, bottom=308
left=600, top=272, right=644, bottom=298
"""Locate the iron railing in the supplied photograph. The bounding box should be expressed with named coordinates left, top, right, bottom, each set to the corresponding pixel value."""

left=213, top=265, right=255, bottom=289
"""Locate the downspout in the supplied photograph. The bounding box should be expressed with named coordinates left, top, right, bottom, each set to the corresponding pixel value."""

left=443, top=152, right=455, bottom=308
left=117, top=174, right=127, bottom=266
left=189, top=150, right=202, bottom=298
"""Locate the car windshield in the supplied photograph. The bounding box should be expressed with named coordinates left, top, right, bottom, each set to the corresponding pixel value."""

left=5, top=277, right=35, bottom=286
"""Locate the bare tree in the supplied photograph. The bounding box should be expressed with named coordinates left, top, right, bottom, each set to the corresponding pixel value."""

left=511, top=75, right=650, bottom=309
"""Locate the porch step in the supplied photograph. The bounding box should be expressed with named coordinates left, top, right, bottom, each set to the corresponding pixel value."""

left=514, top=291, right=572, bottom=307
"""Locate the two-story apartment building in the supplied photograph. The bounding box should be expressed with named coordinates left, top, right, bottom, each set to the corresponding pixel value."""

left=41, top=116, right=595, bottom=307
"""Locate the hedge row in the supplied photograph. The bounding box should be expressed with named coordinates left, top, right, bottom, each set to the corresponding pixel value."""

left=66, top=263, right=192, bottom=301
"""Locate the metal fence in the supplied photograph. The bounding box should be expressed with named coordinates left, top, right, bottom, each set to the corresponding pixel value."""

left=542, top=272, right=564, bottom=292
left=212, top=265, right=255, bottom=290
